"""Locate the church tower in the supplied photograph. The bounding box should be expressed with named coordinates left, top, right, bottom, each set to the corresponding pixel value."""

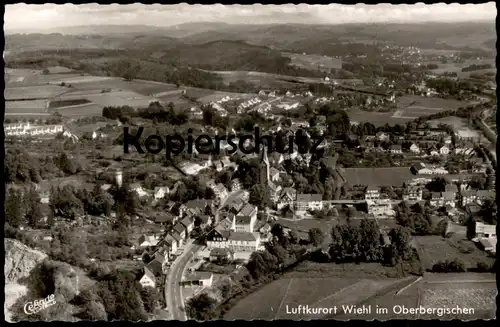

left=259, top=146, right=270, bottom=185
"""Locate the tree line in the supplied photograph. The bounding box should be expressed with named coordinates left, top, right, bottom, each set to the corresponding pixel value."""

left=4, top=147, right=82, bottom=184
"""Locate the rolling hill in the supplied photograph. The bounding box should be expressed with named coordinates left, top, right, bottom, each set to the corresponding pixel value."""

left=173, top=22, right=496, bottom=54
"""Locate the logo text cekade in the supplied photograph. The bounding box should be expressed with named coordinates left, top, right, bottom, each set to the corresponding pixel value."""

left=24, top=294, right=57, bottom=315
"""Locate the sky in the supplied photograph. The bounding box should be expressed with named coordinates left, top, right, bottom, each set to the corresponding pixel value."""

left=4, top=3, right=496, bottom=32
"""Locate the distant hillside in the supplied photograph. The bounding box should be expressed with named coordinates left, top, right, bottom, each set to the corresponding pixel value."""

left=5, top=34, right=183, bottom=55
left=175, top=22, right=496, bottom=54
left=5, top=24, right=174, bottom=36
left=6, top=35, right=324, bottom=78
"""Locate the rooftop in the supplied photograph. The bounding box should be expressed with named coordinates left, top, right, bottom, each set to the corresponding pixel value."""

left=442, top=191, right=456, bottom=200
left=184, top=199, right=213, bottom=209
left=184, top=271, right=213, bottom=282
left=142, top=267, right=155, bottom=281
left=445, top=184, right=458, bottom=193
left=479, top=237, right=496, bottom=249
left=235, top=216, right=253, bottom=225
left=210, top=248, right=232, bottom=256
left=226, top=231, right=258, bottom=242
left=173, top=223, right=185, bottom=234
left=296, top=193, right=323, bottom=202
left=180, top=216, right=194, bottom=227
left=239, top=203, right=257, bottom=216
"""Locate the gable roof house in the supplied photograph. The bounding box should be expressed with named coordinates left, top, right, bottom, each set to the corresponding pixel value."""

left=130, top=183, right=149, bottom=198
left=180, top=216, right=195, bottom=234
left=234, top=215, right=257, bottom=233
left=295, top=193, right=323, bottom=213
left=226, top=198, right=245, bottom=214
left=146, top=253, right=165, bottom=276
left=137, top=234, right=159, bottom=248
left=154, top=186, right=169, bottom=200
left=476, top=190, right=495, bottom=204
left=155, top=213, right=176, bottom=226
left=139, top=267, right=156, bottom=288
left=269, top=167, right=282, bottom=182
left=409, top=143, right=420, bottom=154
left=173, top=223, right=187, bottom=240
left=238, top=203, right=258, bottom=219
left=277, top=187, right=297, bottom=211
left=390, top=144, right=403, bottom=154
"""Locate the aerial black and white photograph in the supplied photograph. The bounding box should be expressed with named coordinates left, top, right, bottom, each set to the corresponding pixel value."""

left=3, top=3, right=497, bottom=322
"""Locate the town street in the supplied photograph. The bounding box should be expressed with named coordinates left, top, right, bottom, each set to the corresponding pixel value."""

left=165, top=241, right=203, bottom=321
left=165, top=189, right=245, bottom=320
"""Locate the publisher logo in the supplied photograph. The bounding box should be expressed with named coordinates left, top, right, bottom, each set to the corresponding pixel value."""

left=24, top=294, right=56, bottom=315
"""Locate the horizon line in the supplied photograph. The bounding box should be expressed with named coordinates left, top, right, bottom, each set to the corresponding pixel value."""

left=5, top=19, right=494, bottom=34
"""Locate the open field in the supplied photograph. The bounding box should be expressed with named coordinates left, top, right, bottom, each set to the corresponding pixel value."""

left=5, top=68, right=39, bottom=84
left=4, top=113, right=51, bottom=120
left=351, top=273, right=496, bottom=320
left=224, top=276, right=417, bottom=320
left=195, top=90, right=251, bottom=104
left=224, top=266, right=496, bottom=320
left=282, top=52, right=343, bottom=72
left=53, top=103, right=105, bottom=117
left=46, top=66, right=76, bottom=74
left=343, top=96, right=467, bottom=126
left=343, top=167, right=415, bottom=187
left=392, top=96, right=465, bottom=120
left=428, top=59, right=495, bottom=78
left=412, top=235, right=495, bottom=271
left=53, top=78, right=178, bottom=96
left=418, top=273, right=496, bottom=320
left=5, top=85, right=69, bottom=100
left=204, top=69, right=324, bottom=86
left=277, top=217, right=346, bottom=239
left=8, top=67, right=178, bottom=96
left=347, top=109, right=408, bottom=125
left=5, top=100, right=48, bottom=111
left=21, top=73, right=82, bottom=85
left=428, top=116, right=481, bottom=139
left=48, top=75, right=116, bottom=84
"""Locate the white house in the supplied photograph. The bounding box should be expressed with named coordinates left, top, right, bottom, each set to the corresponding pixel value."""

left=130, top=183, right=149, bottom=198
left=479, top=237, right=496, bottom=254
left=238, top=204, right=258, bottom=223
left=173, top=223, right=187, bottom=240
left=154, top=186, right=169, bottom=200
left=277, top=187, right=297, bottom=211
left=409, top=143, right=420, bottom=154
left=368, top=200, right=394, bottom=217
left=365, top=186, right=380, bottom=201
left=100, top=184, right=112, bottom=192
left=137, top=234, right=160, bottom=248
left=211, top=183, right=228, bottom=202
left=163, top=234, right=178, bottom=255
left=402, top=186, right=422, bottom=202
left=180, top=216, right=195, bottom=235
left=460, top=189, right=478, bottom=207
left=295, top=194, right=323, bottom=214
left=206, top=230, right=261, bottom=254
left=229, top=179, right=241, bottom=192
left=182, top=272, right=214, bottom=287
left=472, top=222, right=496, bottom=239
left=234, top=215, right=257, bottom=233
left=430, top=191, right=456, bottom=208
left=390, top=144, right=403, bottom=154
left=139, top=267, right=156, bottom=288
left=376, top=132, right=389, bottom=141
left=269, top=167, right=281, bottom=182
